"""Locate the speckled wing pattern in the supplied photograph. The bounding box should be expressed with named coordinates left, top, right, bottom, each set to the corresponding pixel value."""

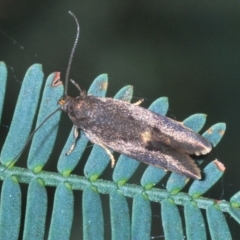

left=69, top=96, right=212, bottom=179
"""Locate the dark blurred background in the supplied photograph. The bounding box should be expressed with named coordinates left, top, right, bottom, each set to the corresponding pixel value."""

left=0, top=1, right=240, bottom=239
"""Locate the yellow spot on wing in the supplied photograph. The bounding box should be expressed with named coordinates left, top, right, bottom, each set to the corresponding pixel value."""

left=141, top=131, right=152, bottom=142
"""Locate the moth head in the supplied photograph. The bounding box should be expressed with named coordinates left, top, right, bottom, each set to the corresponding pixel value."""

left=58, top=95, right=73, bottom=112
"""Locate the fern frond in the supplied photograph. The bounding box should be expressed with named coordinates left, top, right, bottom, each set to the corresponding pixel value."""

left=0, top=63, right=237, bottom=240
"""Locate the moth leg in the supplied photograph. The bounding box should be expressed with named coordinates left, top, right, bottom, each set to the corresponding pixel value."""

left=132, top=98, right=144, bottom=106
left=65, top=125, right=79, bottom=155
left=70, top=79, right=82, bottom=92
left=98, top=142, right=116, bottom=168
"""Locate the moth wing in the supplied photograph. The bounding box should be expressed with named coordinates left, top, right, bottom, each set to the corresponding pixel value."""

left=73, top=96, right=211, bottom=157
left=127, top=103, right=212, bottom=156
left=143, top=123, right=212, bottom=156
left=73, top=96, right=209, bottom=179
left=132, top=145, right=201, bottom=179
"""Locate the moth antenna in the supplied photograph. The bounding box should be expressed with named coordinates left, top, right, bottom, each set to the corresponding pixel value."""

left=65, top=11, right=80, bottom=96
left=2, top=108, right=61, bottom=172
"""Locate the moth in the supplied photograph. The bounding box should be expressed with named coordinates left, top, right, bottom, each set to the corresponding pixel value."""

left=4, top=12, right=212, bottom=180
left=58, top=12, right=212, bottom=180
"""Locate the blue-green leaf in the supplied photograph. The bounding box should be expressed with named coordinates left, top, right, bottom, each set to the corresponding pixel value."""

left=82, top=186, right=104, bottom=240
left=189, top=160, right=225, bottom=198
left=161, top=198, right=184, bottom=240
left=28, top=72, right=63, bottom=172
left=1, top=64, right=44, bottom=167
left=0, top=176, right=21, bottom=240
left=110, top=190, right=130, bottom=240
left=23, top=178, right=47, bottom=240
left=184, top=201, right=207, bottom=240
left=132, top=193, right=151, bottom=240
left=0, top=62, right=7, bottom=124
left=48, top=182, right=74, bottom=240
left=206, top=204, right=232, bottom=240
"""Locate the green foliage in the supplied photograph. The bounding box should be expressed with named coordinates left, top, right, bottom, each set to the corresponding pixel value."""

left=0, top=63, right=238, bottom=239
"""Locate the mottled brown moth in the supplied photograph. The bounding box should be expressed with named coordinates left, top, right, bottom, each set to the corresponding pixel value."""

left=5, top=12, right=212, bottom=179
left=58, top=12, right=212, bottom=180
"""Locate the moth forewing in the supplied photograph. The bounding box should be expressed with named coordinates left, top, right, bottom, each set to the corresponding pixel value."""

left=60, top=95, right=212, bottom=179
